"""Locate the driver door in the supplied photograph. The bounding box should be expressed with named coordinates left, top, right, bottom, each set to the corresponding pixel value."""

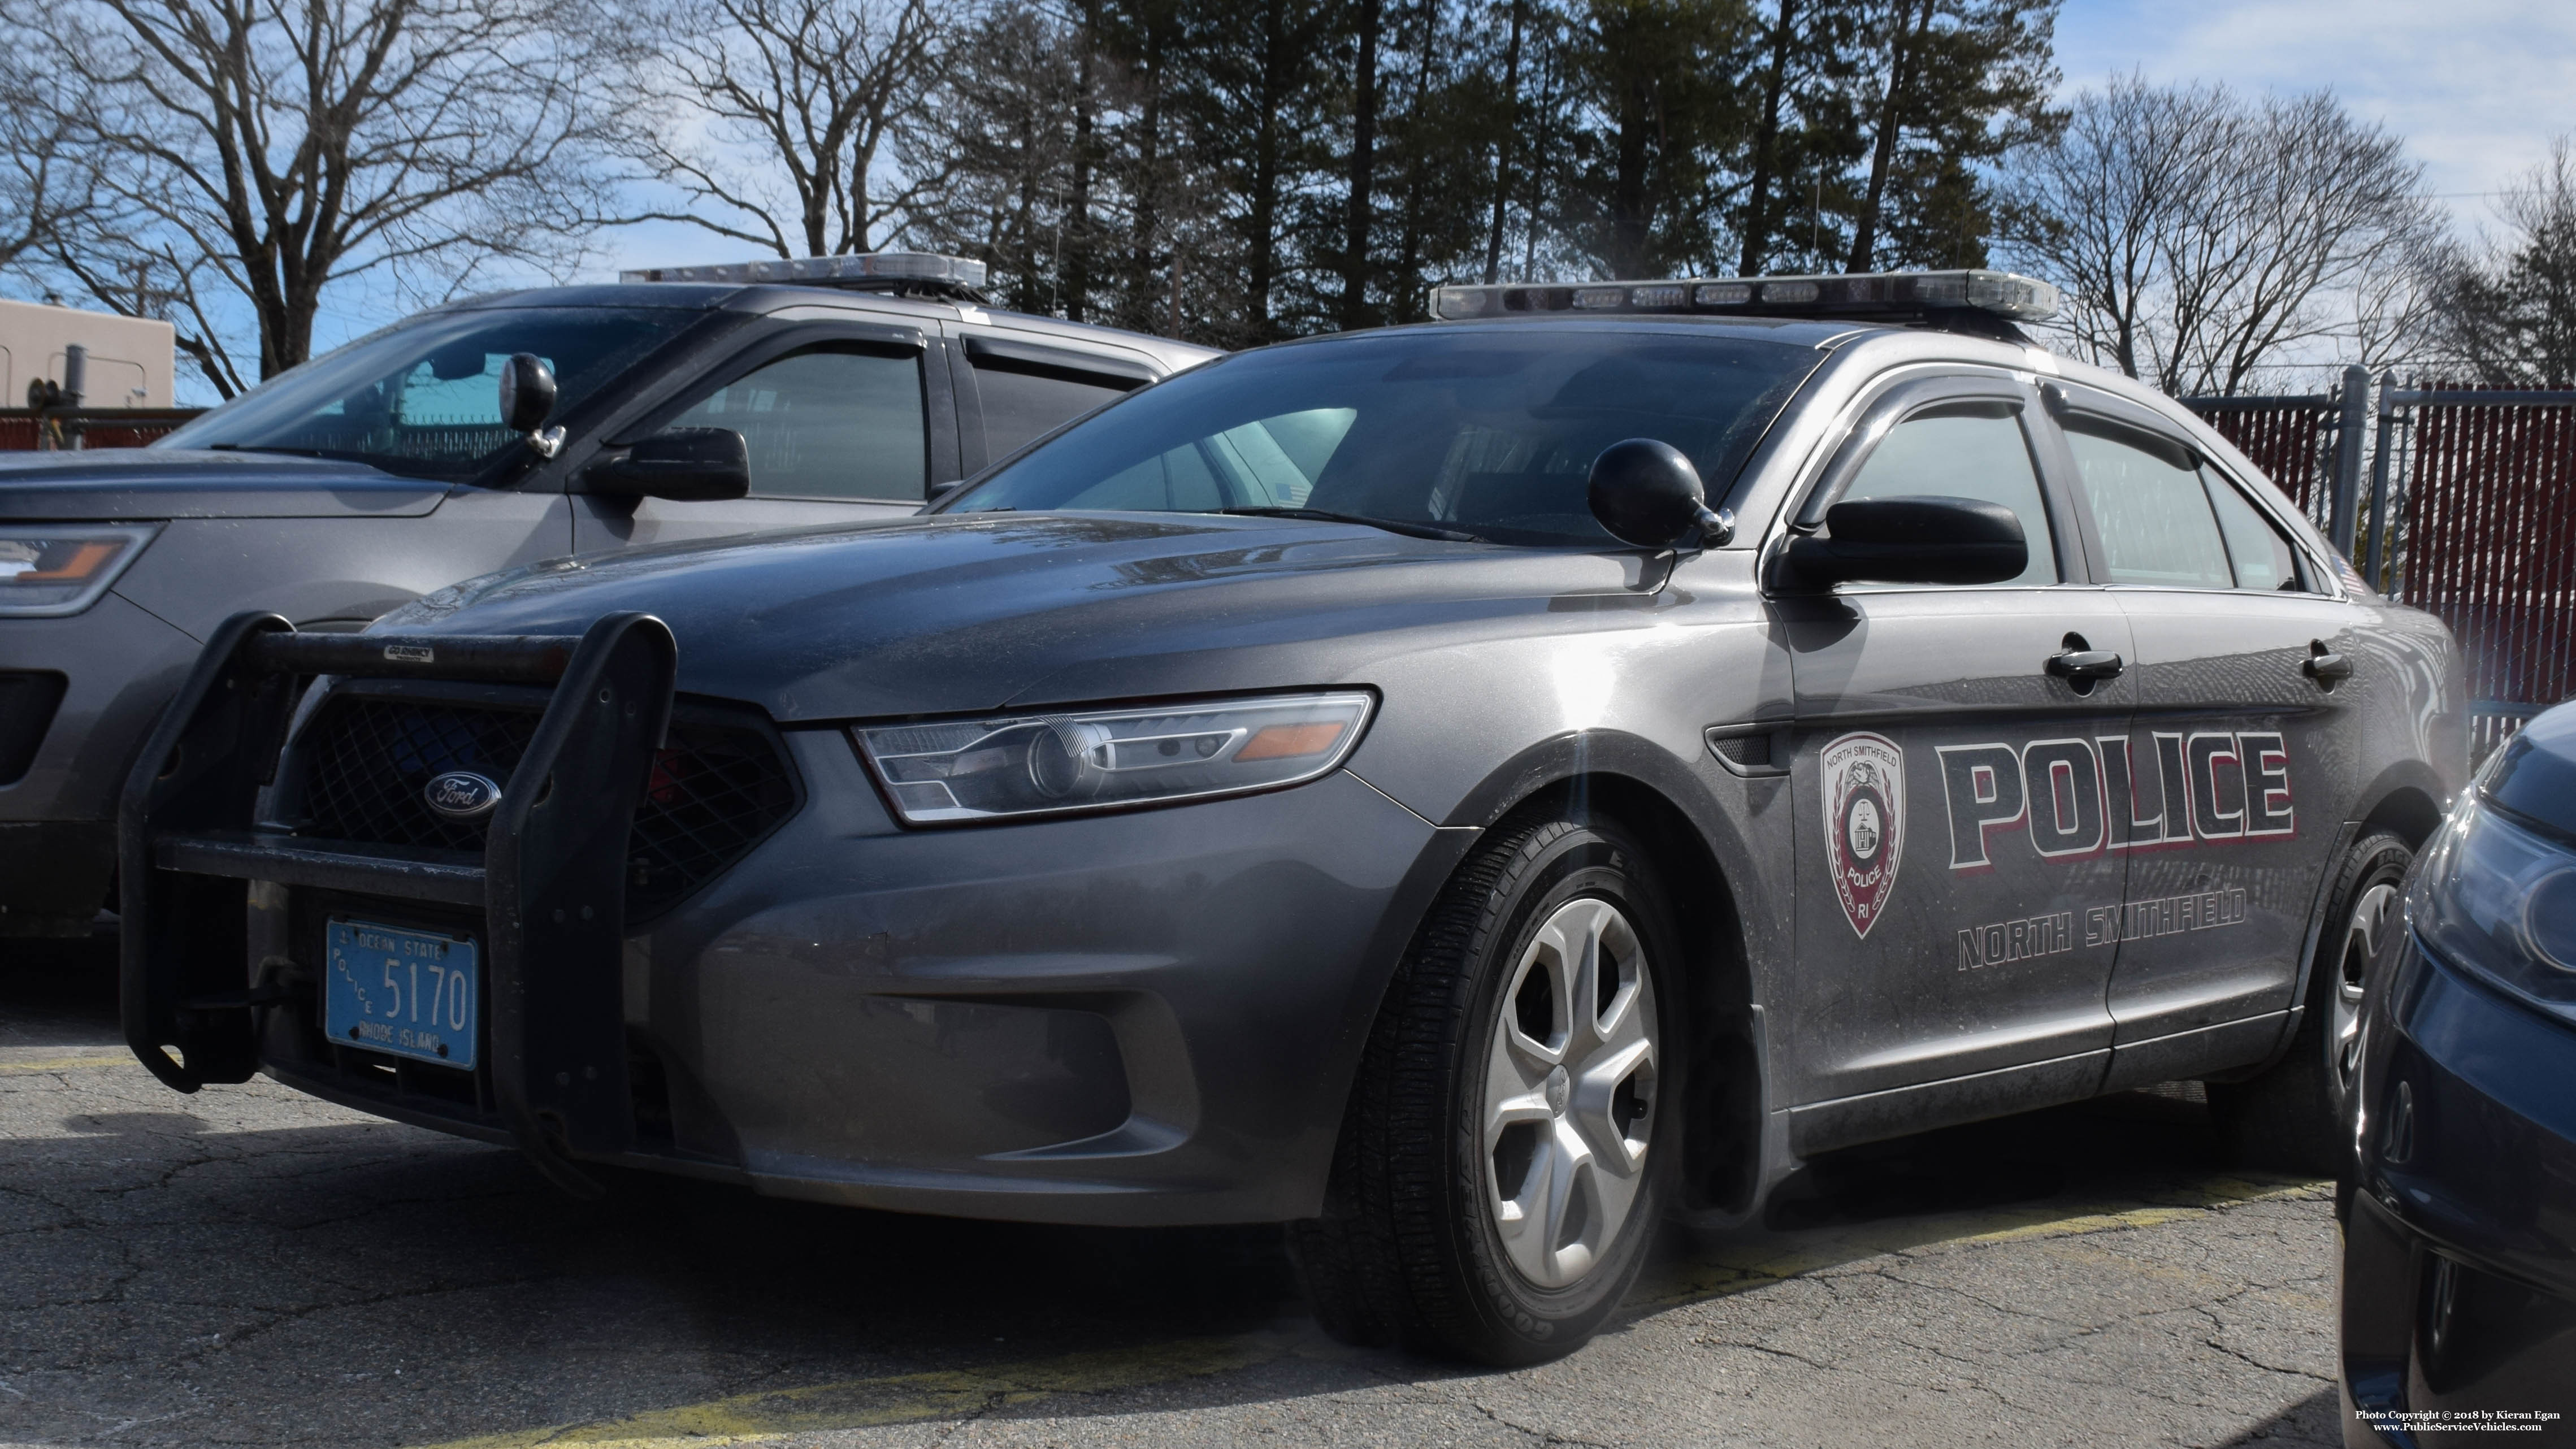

left=1775, top=374, right=2130, bottom=1152
left=573, top=323, right=953, bottom=552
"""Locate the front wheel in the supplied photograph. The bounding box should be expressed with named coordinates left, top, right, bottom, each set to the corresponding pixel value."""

left=1290, top=814, right=1676, bottom=1365
left=2209, top=828, right=2413, bottom=1174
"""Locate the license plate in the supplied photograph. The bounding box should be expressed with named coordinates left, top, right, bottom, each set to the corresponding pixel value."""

left=324, top=919, right=479, bottom=1070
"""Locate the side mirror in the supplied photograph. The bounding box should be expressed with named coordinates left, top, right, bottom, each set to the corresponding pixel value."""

left=1777, top=496, right=2027, bottom=589
left=584, top=427, right=752, bottom=502
left=1586, top=439, right=1734, bottom=549
left=498, top=353, right=558, bottom=435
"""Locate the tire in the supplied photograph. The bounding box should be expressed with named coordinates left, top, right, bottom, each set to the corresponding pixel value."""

left=1289, top=813, right=1676, bottom=1365
left=2209, top=828, right=2412, bottom=1175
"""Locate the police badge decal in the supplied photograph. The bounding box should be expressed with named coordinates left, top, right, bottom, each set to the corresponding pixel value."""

left=1820, top=731, right=1905, bottom=938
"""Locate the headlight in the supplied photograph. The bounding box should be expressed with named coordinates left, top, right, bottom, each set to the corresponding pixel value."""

left=2413, top=796, right=2576, bottom=1010
left=0, top=525, right=159, bottom=617
left=852, top=691, right=1375, bottom=824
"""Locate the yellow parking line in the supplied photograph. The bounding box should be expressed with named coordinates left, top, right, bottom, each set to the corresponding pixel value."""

left=410, top=1172, right=2329, bottom=1449
left=1638, top=1173, right=2328, bottom=1306
left=420, top=1334, right=1295, bottom=1448
left=0, top=1052, right=131, bottom=1075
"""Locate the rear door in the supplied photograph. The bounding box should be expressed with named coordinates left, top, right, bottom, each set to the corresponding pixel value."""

left=573, top=318, right=957, bottom=550
left=1775, top=372, right=2131, bottom=1134
left=2047, top=387, right=2363, bottom=1082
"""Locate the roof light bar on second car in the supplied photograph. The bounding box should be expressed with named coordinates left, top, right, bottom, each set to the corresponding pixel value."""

left=619, top=251, right=990, bottom=294
left=1430, top=268, right=2061, bottom=326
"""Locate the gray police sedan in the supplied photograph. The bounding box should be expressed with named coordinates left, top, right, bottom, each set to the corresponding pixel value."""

left=0, top=253, right=1210, bottom=940
left=123, top=270, right=2465, bottom=1365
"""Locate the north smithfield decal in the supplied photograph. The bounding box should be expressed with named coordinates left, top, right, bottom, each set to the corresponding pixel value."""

left=1820, top=731, right=1906, bottom=938
left=1937, top=731, right=2294, bottom=871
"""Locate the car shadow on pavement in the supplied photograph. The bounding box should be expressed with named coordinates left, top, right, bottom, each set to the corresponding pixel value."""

left=2, top=938, right=2327, bottom=1447
left=2216, top=1387, right=2343, bottom=1446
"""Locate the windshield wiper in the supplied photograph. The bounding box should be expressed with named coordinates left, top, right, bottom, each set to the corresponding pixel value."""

left=1213, top=506, right=1485, bottom=543
left=204, top=443, right=340, bottom=458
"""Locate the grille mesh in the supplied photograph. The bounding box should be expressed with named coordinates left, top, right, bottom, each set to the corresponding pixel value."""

left=291, top=695, right=796, bottom=916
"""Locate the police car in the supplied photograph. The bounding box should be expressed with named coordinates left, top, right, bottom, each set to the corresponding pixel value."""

left=123, top=269, right=2464, bottom=1365
left=0, top=254, right=1212, bottom=940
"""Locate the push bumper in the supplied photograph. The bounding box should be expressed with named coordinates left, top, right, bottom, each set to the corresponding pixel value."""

left=2340, top=939, right=2576, bottom=1445
left=123, top=611, right=679, bottom=1194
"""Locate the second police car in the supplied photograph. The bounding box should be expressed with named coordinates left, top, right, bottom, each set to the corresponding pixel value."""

left=122, top=270, right=2465, bottom=1366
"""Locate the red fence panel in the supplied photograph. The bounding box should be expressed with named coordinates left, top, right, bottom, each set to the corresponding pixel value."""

left=0, top=407, right=201, bottom=452
left=2193, top=399, right=2341, bottom=529
left=2396, top=388, right=2576, bottom=718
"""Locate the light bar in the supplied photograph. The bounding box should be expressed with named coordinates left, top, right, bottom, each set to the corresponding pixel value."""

left=619, top=252, right=990, bottom=289
left=1430, top=269, right=2060, bottom=325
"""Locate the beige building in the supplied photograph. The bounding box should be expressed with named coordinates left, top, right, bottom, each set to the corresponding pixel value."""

left=0, top=298, right=178, bottom=408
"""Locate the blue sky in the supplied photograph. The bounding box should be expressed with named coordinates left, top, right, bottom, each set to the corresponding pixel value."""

left=2052, top=0, right=2576, bottom=232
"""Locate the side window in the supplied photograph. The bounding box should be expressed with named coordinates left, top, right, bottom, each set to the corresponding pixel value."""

left=2205, top=476, right=2309, bottom=592
left=662, top=346, right=926, bottom=501
left=2065, top=426, right=2232, bottom=589
left=1837, top=404, right=2059, bottom=585
left=974, top=363, right=1132, bottom=458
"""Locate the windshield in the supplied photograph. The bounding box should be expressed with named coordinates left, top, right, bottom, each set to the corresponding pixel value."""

left=947, top=326, right=1817, bottom=545
left=157, top=307, right=692, bottom=479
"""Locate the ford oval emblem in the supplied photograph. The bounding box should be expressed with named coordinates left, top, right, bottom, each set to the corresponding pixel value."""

left=423, top=770, right=503, bottom=819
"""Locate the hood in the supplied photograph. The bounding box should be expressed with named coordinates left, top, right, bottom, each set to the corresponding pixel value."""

left=0, top=449, right=448, bottom=519
left=379, top=513, right=1650, bottom=719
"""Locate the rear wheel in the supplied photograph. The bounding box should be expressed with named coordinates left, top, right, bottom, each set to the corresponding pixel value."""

left=1290, top=813, right=1675, bottom=1365
left=2209, top=829, right=2412, bottom=1174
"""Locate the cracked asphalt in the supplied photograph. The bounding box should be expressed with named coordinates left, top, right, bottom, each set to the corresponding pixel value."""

left=3, top=936, right=2344, bottom=1448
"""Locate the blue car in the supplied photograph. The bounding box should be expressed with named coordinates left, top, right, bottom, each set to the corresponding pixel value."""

left=2342, top=702, right=2576, bottom=1442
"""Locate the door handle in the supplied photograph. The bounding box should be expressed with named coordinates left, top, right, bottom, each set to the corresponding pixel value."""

left=2046, top=648, right=2124, bottom=683
left=2304, top=647, right=2353, bottom=683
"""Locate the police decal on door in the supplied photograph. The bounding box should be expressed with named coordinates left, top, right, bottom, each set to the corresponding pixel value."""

left=1821, top=731, right=1907, bottom=938
left=1934, top=730, right=2296, bottom=971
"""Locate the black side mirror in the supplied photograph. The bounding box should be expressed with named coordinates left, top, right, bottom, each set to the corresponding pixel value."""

left=498, top=353, right=558, bottom=435
left=1586, top=439, right=1734, bottom=549
left=1777, top=496, right=2027, bottom=589
left=585, top=427, right=752, bottom=502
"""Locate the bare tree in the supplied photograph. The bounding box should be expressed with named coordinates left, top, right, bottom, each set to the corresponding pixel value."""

left=18, top=0, right=636, bottom=397
left=2434, top=136, right=2576, bottom=388
left=0, top=55, right=97, bottom=274
left=631, top=0, right=950, bottom=259
left=2005, top=77, right=2444, bottom=396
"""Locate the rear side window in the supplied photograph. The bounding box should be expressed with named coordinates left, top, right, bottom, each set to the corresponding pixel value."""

left=975, top=364, right=1132, bottom=458
left=1837, top=405, right=2057, bottom=585
left=2067, top=427, right=2233, bottom=588
left=2205, top=479, right=2308, bottom=591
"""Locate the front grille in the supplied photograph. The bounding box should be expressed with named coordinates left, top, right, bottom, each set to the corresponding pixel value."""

left=299, top=698, right=539, bottom=852
left=287, top=692, right=799, bottom=917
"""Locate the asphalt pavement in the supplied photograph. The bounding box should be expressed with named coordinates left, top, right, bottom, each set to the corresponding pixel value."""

left=1, top=935, right=2344, bottom=1448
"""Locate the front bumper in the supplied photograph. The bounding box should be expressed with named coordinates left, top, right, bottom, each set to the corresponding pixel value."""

left=127, top=614, right=1465, bottom=1225
left=2341, top=938, right=2576, bottom=1445
left=0, top=594, right=203, bottom=932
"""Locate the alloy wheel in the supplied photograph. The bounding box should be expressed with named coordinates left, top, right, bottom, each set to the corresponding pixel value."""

left=2333, top=881, right=2399, bottom=1085
left=1482, top=896, right=1659, bottom=1290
